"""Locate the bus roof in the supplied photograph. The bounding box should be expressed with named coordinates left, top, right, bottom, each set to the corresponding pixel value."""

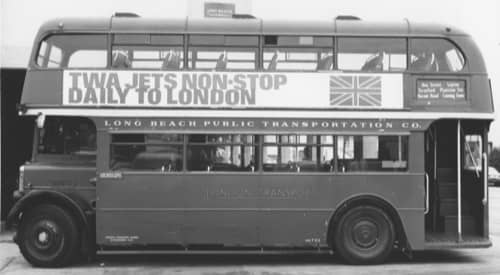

left=36, top=16, right=469, bottom=37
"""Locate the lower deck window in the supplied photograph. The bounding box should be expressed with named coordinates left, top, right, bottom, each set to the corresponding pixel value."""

left=263, top=135, right=334, bottom=172
left=107, top=133, right=408, bottom=173
left=110, top=134, right=183, bottom=171
left=187, top=134, right=257, bottom=171
left=337, top=135, right=408, bottom=172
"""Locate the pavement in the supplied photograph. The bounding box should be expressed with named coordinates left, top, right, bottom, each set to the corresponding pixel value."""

left=1, top=188, right=500, bottom=274
left=0, top=231, right=13, bottom=244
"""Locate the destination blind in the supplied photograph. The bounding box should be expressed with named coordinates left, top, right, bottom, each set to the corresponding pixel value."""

left=63, top=70, right=404, bottom=109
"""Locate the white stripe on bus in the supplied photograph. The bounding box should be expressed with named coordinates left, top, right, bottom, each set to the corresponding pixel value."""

left=23, top=108, right=495, bottom=120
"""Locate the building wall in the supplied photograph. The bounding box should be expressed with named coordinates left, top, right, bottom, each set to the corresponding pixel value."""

left=0, top=69, right=34, bottom=219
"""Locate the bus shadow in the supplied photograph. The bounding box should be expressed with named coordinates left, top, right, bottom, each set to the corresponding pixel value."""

left=82, top=250, right=481, bottom=268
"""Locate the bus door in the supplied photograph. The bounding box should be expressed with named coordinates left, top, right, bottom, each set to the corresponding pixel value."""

left=461, top=120, right=489, bottom=239
left=426, top=120, right=488, bottom=243
left=96, top=132, right=185, bottom=246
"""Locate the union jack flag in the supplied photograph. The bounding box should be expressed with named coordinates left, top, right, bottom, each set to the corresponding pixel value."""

left=330, top=75, right=382, bottom=107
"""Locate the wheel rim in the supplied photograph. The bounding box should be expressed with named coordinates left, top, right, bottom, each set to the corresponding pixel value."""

left=27, top=220, right=65, bottom=259
left=351, top=219, right=378, bottom=249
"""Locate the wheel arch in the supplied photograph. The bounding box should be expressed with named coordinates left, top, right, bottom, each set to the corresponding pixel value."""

left=7, top=190, right=94, bottom=247
left=326, top=194, right=411, bottom=252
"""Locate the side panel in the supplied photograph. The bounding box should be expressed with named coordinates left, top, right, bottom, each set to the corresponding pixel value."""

left=96, top=173, right=185, bottom=245
left=258, top=173, right=424, bottom=247
left=183, top=174, right=260, bottom=245
left=21, top=70, right=63, bottom=105
left=95, top=131, right=426, bottom=248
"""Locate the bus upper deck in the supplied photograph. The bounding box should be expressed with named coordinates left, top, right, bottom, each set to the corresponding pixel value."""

left=19, top=15, right=493, bottom=118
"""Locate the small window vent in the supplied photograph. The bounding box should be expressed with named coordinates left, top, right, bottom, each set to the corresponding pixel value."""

left=113, top=12, right=140, bottom=18
left=335, top=15, right=361, bottom=20
left=232, top=14, right=256, bottom=19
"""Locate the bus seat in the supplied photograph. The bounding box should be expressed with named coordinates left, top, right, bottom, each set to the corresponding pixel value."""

left=410, top=53, right=436, bottom=72
left=161, top=52, right=172, bottom=69
left=171, top=53, right=181, bottom=69
left=112, top=51, right=131, bottom=68
left=215, top=53, right=227, bottom=71
left=162, top=51, right=181, bottom=70
left=316, top=55, right=333, bottom=71
left=361, top=52, right=383, bottom=71
left=267, top=52, right=278, bottom=71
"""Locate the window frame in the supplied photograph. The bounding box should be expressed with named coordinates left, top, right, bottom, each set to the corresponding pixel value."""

left=34, top=33, right=110, bottom=70
left=34, top=116, right=97, bottom=163
left=336, top=36, right=408, bottom=73
left=408, top=37, right=468, bottom=73
left=261, top=134, right=336, bottom=173
left=104, top=132, right=411, bottom=175
left=111, top=33, right=185, bottom=70
left=109, top=132, right=185, bottom=173
left=187, top=46, right=259, bottom=71
left=335, top=134, right=410, bottom=173
left=32, top=32, right=469, bottom=75
left=186, top=134, right=259, bottom=172
left=262, top=35, right=334, bottom=72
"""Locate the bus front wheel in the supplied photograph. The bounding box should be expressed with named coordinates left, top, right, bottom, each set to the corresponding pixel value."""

left=18, top=204, right=80, bottom=267
left=334, top=205, right=395, bottom=265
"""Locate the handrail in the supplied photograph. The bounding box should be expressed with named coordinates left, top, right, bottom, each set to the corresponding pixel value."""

left=483, top=152, right=488, bottom=205
left=424, top=173, right=430, bottom=214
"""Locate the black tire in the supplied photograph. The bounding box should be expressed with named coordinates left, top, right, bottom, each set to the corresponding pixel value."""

left=334, top=205, right=395, bottom=265
left=18, top=204, right=80, bottom=267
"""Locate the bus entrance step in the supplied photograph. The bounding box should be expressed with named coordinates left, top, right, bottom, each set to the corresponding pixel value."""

left=441, top=215, right=476, bottom=234
left=438, top=182, right=457, bottom=198
left=437, top=168, right=456, bottom=181
left=439, top=199, right=472, bottom=215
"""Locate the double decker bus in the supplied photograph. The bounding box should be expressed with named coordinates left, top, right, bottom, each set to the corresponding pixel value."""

left=7, top=14, right=493, bottom=267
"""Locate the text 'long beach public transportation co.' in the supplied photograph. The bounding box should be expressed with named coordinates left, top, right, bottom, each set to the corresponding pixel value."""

left=8, top=13, right=494, bottom=267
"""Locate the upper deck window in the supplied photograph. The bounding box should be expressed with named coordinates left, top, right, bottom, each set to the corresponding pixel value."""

left=337, top=38, right=406, bottom=72
left=111, top=34, right=184, bottom=70
left=410, top=38, right=465, bottom=72
left=263, top=36, right=334, bottom=71
left=36, top=35, right=107, bottom=68
left=188, top=35, right=258, bottom=71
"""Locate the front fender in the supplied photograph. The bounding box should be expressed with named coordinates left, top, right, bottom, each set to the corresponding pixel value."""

left=6, top=190, right=91, bottom=229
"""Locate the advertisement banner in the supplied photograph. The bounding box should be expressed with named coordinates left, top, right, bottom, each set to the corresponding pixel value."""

left=63, top=71, right=403, bottom=109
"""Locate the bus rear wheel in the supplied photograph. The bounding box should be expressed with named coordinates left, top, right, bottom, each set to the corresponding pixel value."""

left=18, top=204, right=80, bottom=267
left=334, top=205, right=395, bottom=265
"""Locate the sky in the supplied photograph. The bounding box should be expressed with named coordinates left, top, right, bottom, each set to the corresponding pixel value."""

left=1, top=0, right=500, bottom=141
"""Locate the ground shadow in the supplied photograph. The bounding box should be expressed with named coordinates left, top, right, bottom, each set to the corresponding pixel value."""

left=69, top=249, right=482, bottom=268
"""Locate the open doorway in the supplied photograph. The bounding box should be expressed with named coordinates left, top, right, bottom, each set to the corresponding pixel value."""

left=425, top=120, right=488, bottom=245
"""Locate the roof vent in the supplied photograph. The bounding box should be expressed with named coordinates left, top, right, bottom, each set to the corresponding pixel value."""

left=113, top=12, right=140, bottom=18
left=335, top=15, right=361, bottom=20
left=232, top=14, right=256, bottom=19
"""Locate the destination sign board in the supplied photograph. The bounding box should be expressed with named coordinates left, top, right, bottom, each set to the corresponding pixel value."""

left=63, top=71, right=404, bottom=110
left=416, top=79, right=466, bottom=102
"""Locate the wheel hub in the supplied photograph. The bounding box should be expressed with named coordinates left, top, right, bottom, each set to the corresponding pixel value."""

left=38, top=231, right=49, bottom=244
left=33, top=221, right=60, bottom=250
left=352, top=220, right=378, bottom=248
